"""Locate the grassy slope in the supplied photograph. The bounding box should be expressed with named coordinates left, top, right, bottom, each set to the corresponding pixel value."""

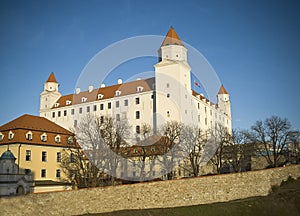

left=84, top=178, right=300, bottom=216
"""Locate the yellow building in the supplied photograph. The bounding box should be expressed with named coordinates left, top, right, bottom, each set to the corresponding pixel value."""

left=0, top=114, right=79, bottom=193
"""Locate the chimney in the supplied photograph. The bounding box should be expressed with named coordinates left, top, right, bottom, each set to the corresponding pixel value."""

left=118, top=79, right=122, bottom=84
left=100, top=83, right=105, bottom=88
left=88, top=85, right=94, bottom=92
left=76, top=88, right=80, bottom=94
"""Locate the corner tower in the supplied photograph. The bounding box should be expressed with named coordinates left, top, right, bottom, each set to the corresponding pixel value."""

left=154, top=27, right=197, bottom=128
left=40, top=72, right=61, bottom=116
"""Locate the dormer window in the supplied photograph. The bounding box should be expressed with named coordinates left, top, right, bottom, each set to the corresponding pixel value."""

left=8, top=131, right=14, bottom=140
left=66, top=100, right=72, bottom=105
left=0, top=133, right=4, bottom=141
left=26, top=131, right=33, bottom=141
left=97, top=94, right=104, bottom=100
left=41, top=133, right=47, bottom=142
left=67, top=136, right=74, bottom=144
left=137, top=86, right=143, bottom=92
left=81, top=97, right=87, bottom=103
left=55, top=135, right=61, bottom=143
left=54, top=103, right=60, bottom=108
left=115, top=90, right=121, bottom=96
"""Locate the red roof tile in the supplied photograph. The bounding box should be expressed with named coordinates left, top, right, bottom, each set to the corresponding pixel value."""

left=161, top=26, right=184, bottom=47
left=218, top=85, right=228, bottom=94
left=46, top=72, right=58, bottom=83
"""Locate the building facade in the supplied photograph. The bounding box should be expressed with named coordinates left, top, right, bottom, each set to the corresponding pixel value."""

left=39, top=27, right=232, bottom=142
left=0, top=114, right=78, bottom=192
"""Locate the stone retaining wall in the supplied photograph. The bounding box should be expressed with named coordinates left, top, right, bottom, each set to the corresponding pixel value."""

left=1, top=165, right=299, bottom=216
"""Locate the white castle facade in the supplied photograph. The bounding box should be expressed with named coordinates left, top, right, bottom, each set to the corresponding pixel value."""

left=40, top=27, right=232, bottom=140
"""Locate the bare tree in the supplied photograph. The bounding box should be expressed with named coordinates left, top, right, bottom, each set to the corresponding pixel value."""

left=288, top=130, right=300, bottom=164
left=249, top=116, right=293, bottom=167
left=131, top=123, right=158, bottom=181
left=60, top=147, right=106, bottom=188
left=67, top=114, right=131, bottom=186
left=209, top=123, right=232, bottom=174
left=157, top=121, right=182, bottom=180
left=229, top=129, right=255, bottom=172
left=180, top=125, right=208, bottom=177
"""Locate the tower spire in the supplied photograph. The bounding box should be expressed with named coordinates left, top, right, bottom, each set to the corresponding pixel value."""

left=46, top=72, right=58, bottom=83
left=218, top=85, right=228, bottom=94
left=161, top=26, right=184, bottom=47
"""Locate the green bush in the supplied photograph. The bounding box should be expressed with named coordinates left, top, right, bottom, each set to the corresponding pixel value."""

left=280, top=176, right=296, bottom=187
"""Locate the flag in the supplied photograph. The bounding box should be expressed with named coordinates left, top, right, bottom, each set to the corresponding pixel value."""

left=194, top=80, right=200, bottom=88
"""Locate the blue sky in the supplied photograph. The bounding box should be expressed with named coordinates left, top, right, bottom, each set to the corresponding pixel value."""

left=0, top=0, right=299, bottom=130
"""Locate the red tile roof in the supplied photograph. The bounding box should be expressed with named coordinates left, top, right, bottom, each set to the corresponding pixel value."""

left=0, top=114, right=72, bottom=134
left=0, top=114, right=78, bottom=148
left=54, top=77, right=155, bottom=108
left=161, top=26, right=184, bottom=47
left=46, top=72, right=58, bottom=83
left=218, top=85, right=228, bottom=94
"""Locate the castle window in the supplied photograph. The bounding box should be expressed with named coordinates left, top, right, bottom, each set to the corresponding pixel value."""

left=198, top=103, right=200, bottom=110
left=81, top=97, right=87, bottom=103
left=66, top=100, right=72, bottom=105
left=56, top=169, right=61, bottom=178
left=54, top=103, right=59, bottom=108
left=124, top=99, right=128, bottom=106
left=26, top=131, right=33, bottom=140
left=41, top=133, right=47, bottom=142
left=100, top=116, right=104, bottom=124
left=116, top=114, right=120, bottom=121
left=70, top=153, right=75, bottom=163
left=8, top=131, right=14, bottom=140
left=198, top=115, right=200, bottom=122
left=71, top=109, right=75, bottom=115
left=26, top=150, right=31, bottom=161
left=52, top=112, right=55, bottom=118
left=205, top=118, right=207, bottom=126
left=137, top=86, right=143, bottom=92
left=116, top=101, right=120, bottom=108
left=74, top=120, right=77, bottom=127
left=57, top=152, right=61, bottom=162
left=93, top=105, right=97, bottom=111
left=0, top=133, right=3, bottom=141
left=108, top=102, right=111, bottom=109
left=167, top=93, right=170, bottom=98
left=167, top=111, right=170, bottom=117
left=115, top=90, right=121, bottom=96
left=98, top=94, right=104, bottom=100
left=122, top=112, right=127, bottom=119
left=55, top=135, right=61, bottom=143
left=64, top=110, right=67, bottom=116
left=42, top=151, right=47, bottom=162
left=167, top=83, right=170, bottom=88
left=79, top=107, right=82, bottom=114
left=135, top=97, right=140, bottom=105
left=41, top=169, right=46, bottom=178
left=87, top=106, right=90, bottom=112
left=58, top=111, right=61, bottom=117
left=136, top=125, right=140, bottom=134
left=100, top=104, right=104, bottom=110
left=136, top=111, right=140, bottom=119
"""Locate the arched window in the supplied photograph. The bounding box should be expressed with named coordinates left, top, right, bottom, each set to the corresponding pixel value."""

left=25, top=131, right=33, bottom=141
left=8, top=131, right=14, bottom=140
left=55, top=135, right=61, bottom=143
left=40, top=133, right=47, bottom=142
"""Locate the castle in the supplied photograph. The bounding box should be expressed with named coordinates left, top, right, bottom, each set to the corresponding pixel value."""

left=39, top=27, right=232, bottom=139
